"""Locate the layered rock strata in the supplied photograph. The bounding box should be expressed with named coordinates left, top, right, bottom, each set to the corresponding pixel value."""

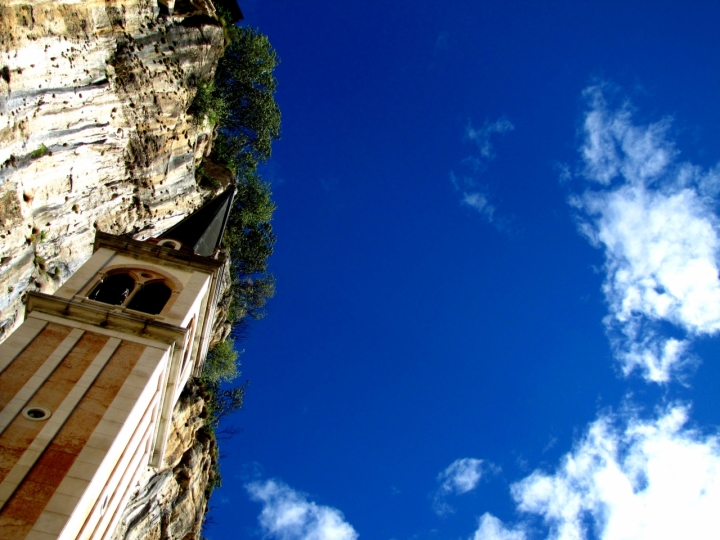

left=0, top=0, right=225, bottom=341
left=0, top=1, right=230, bottom=538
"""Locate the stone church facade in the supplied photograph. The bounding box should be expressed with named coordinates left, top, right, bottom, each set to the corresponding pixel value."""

left=0, top=187, right=235, bottom=540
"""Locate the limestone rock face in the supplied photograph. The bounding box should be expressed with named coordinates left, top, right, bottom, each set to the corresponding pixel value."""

left=110, top=381, right=218, bottom=540
left=0, top=1, right=227, bottom=537
left=0, top=0, right=225, bottom=340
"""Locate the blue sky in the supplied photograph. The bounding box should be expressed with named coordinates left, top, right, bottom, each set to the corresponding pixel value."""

left=205, top=2, right=720, bottom=539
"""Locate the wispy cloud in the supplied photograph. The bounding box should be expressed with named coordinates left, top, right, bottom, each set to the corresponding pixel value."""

left=439, top=458, right=486, bottom=495
left=468, top=85, right=720, bottom=540
left=433, top=458, right=491, bottom=515
left=450, top=117, right=514, bottom=227
left=462, top=192, right=496, bottom=222
left=572, top=86, right=720, bottom=383
left=466, top=118, right=515, bottom=160
left=429, top=31, right=451, bottom=71
left=246, top=479, right=358, bottom=540
left=434, top=31, right=451, bottom=54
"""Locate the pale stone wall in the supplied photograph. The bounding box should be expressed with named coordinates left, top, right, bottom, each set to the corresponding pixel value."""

left=109, top=379, right=216, bottom=540
left=0, top=0, right=225, bottom=342
left=0, top=315, right=173, bottom=540
left=0, top=2, right=230, bottom=537
left=53, top=249, right=213, bottom=329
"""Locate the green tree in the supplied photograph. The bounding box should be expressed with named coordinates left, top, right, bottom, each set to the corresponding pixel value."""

left=211, top=26, right=281, bottom=174
left=188, top=25, right=280, bottom=324
left=222, top=172, right=277, bottom=322
left=235, top=170, right=276, bottom=224
left=222, top=172, right=277, bottom=275
left=188, top=80, right=226, bottom=127
left=228, top=274, right=276, bottom=322
left=201, top=339, right=240, bottom=384
left=208, top=384, right=247, bottom=424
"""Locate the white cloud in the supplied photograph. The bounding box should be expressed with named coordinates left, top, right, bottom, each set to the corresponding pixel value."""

left=246, top=479, right=359, bottom=540
left=471, top=514, right=527, bottom=540
left=466, top=86, right=720, bottom=540
left=439, top=458, right=486, bottom=495
left=467, top=118, right=515, bottom=159
left=450, top=116, right=514, bottom=226
left=463, top=192, right=496, bottom=222
left=572, top=86, right=720, bottom=382
left=510, top=405, right=720, bottom=540
left=471, top=406, right=720, bottom=540
left=433, top=458, right=489, bottom=515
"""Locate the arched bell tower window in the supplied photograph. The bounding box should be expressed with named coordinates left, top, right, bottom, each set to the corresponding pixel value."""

left=86, top=268, right=179, bottom=316
left=127, top=282, right=173, bottom=315
left=89, top=274, right=135, bottom=305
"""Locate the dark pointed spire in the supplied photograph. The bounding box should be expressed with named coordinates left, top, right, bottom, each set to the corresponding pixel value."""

left=159, top=185, right=236, bottom=256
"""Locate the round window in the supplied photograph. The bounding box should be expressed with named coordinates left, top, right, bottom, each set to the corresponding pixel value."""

left=158, top=239, right=182, bottom=250
left=23, top=407, right=51, bottom=421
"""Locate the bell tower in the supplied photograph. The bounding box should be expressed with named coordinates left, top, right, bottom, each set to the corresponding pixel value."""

left=0, top=186, right=235, bottom=540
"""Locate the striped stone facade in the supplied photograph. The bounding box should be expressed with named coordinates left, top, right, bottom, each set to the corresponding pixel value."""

left=0, top=233, right=226, bottom=540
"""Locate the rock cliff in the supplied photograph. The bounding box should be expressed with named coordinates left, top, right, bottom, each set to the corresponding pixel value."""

left=0, top=0, right=225, bottom=340
left=110, top=380, right=218, bottom=540
left=0, top=0, right=229, bottom=537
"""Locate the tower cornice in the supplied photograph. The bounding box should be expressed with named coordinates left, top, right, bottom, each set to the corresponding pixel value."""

left=26, top=292, right=189, bottom=348
left=94, top=232, right=227, bottom=273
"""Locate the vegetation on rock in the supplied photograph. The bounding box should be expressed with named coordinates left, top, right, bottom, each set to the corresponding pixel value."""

left=201, top=338, right=240, bottom=384
left=224, top=172, right=277, bottom=322
left=210, top=26, right=281, bottom=173
left=189, top=9, right=281, bottom=508
left=29, top=144, right=48, bottom=159
left=189, top=25, right=280, bottom=173
left=189, top=22, right=280, bottom=327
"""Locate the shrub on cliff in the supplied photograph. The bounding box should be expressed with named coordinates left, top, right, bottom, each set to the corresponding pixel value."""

left=201, top=339, right=240, bottom=384
left=222, top=172, right=277, bottom=323
left=189, top=24, right=280, bottom=328
left=223, top=173, right=276, bottom=270
left=188, top=80, right=225, bottom=127
left=191, top=25, right=279, bottom=499
left=190, top=25, right=280, bottom=175
left=205, top=384, right=247, bottom=426
left=211, top=25, right=280, bottom=173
